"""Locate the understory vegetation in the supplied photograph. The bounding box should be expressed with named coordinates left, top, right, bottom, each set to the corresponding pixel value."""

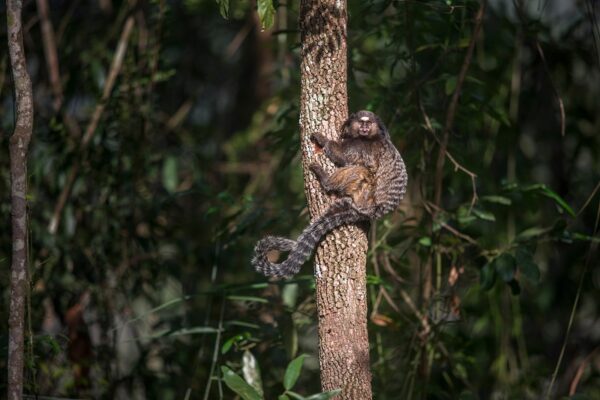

left=0, top=0, right=599, bottom=398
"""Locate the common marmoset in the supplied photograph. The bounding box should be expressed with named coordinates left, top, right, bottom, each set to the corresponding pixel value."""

left=252, top=110, right=407, bottom=277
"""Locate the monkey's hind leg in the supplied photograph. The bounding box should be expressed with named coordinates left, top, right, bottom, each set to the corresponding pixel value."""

left=309, top=163, right=335, bottom=192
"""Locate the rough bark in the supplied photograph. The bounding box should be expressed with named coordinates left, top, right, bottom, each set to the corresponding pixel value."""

left=299, top=1, right=372, bottom=398
left=6, top=0, right=34, bottom=399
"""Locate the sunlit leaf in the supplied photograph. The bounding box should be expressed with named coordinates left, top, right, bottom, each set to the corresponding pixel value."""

left=242, top=351, right=264, bottom=397
left=418, top=236, right=432, bottom=247
left=221, top=366, right=263, bottom=400
left=215, top=0, right=229, bottom=18
left=257, top=0, right=275, bottom=30
left=472, top=208, right=496, bottom=222
left=516, top=226, right=549, bottom=241
left=282, top=283, right=299, bottom=308
left=221, top=333, right=250, bottom=354
left=284, top=354, right=306, bottom=390
left=480, top=195, right=512, bottom=205
left=162, top=156, right=178, bottom=193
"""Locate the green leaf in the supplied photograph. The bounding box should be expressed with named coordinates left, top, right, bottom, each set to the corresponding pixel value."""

left=286, top=392, right=306, bottom=400
left=572, top=232, right=600, bottom=243
left=541, top=189, right=575, bottom=217
left=162, top=156, right=178, bottom=193
left=221, top=337, right=235, bottom=354
left=221, top=366, right=263, bottom=400
left=215, top=0, right=229, bottom=18
left=225, top=320, right=260, bottom=330
left=282, top=315, right=298, bottom=360
left=278, top=396, right=291, bottom=400
left=472, top=208, right=496, bottom=222
left=284, top=354, right=306, bottom=390
left=480, top=262, right=496, bottom=290
left=227, top=295, right=269, bottom=303
left=418, top=236, right=432, bottom=247
left=282, top=283, right=299, bottom=308
left=516, top=226, right=549, bottom=241
left=515, top=247, right=540, bottom=283
left=221, top=333, right=250, bottom=354
left=522, top=184, right=576, bottom=217
left=457, top=37, right=470, bottom=48
left=257, top=0, right=275, bottom=30
left=456, top=211, right=477, bottom=226
left=445, top=76, right=457, bottom=95
left=494, top=253, right=516, bottom=282
left=480, top=195, right=512, bottom=205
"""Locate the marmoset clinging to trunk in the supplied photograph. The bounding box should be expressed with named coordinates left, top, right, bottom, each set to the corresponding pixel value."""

left=252, top=110, right=407, bottom=277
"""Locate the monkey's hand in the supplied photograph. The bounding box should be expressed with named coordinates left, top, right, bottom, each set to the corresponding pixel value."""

left=310, top=132, right=328, bottom=148
left=311, top=133, right=347, bottom=166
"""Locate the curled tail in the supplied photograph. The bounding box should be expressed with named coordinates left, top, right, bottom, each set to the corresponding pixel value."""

left=252, top=199, right=367, bottom=277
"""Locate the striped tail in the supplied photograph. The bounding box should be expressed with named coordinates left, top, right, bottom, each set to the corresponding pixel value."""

left=252, top=201, right=367, bottom=277
left=372, top=145, right=408, bottom=219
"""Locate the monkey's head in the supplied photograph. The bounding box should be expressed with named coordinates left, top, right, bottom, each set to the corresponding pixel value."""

left=342, top=110, right=387, bottom=140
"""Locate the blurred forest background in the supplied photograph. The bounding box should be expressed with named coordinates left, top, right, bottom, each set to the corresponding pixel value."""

left=0, top=0, right=599, bottom=399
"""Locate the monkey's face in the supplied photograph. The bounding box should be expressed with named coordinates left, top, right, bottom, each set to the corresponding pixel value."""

left=344, top=110, right=383, bottom=140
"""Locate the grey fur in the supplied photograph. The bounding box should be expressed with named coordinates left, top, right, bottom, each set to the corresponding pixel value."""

left=252, top=111, right=407, bottom=278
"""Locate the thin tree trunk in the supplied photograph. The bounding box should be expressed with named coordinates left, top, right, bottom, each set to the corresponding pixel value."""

left=298, top=1, right=372, bottom=398
left=6, top=0, right=34, bottom=399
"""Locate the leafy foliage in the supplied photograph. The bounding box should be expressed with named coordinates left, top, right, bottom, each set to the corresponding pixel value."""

left=0, top=0, right=599, bottom=399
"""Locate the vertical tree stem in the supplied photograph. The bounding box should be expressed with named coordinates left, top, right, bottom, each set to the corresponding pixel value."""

left=298, top=1, right=372, bottom=397
left=6, top=0, right=34, bottom=399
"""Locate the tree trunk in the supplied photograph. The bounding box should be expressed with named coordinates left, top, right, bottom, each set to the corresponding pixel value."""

left=6, top=0, right=34, bottom=399
left=298, top=1, right=372, bottom=398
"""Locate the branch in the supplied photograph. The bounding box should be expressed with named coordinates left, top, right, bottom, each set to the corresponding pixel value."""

left=7, top=0, right=34, bottom=398
left=36, top=0, right=63, bottom=110
left=534, top=41, right=566, bottom=137
left=433, top=0, right=486, bottom=211
left=48, top=16, right=135, bottom=234
left=419, top=98, right=478, bottom=212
